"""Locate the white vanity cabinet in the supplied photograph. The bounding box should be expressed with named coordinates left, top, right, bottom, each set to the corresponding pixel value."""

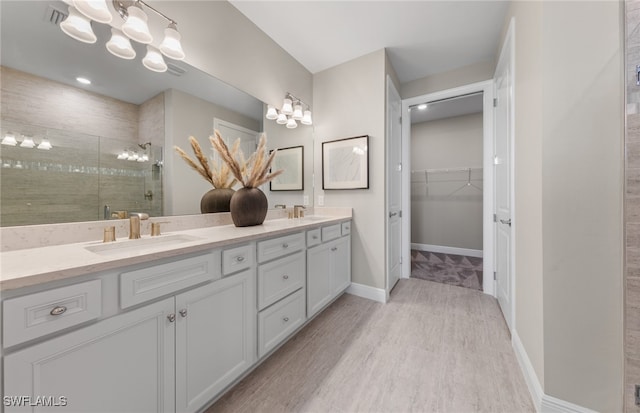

left=307, top=224, right=352, bottom=318
left=4, top=297, right=176, bottom=412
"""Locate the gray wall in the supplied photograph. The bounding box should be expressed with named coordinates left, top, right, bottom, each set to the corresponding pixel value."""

left=411, top=113, right=483, bottom=250
left=500, top=1, right=624, bottom=411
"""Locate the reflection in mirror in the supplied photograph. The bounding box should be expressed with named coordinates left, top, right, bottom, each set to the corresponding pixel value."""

left=0, top=0, right=313, bottom=227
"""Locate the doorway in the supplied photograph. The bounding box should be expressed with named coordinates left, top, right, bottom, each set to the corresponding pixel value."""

left=401, top=81, right=495, bottom=296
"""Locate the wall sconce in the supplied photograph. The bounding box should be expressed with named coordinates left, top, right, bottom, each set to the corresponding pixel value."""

left=59, top=0, right=185, bottom=73
left=266, top=93, right=313, bottom=129
left=1, top=133, right=18, bottom=146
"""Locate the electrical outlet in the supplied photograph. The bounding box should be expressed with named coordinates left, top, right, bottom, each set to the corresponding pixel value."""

left=303, top=195, right=309, bottom=206
left=318, top=195, right=324, bottom=206
left=635, top=384, right=640, bottom=406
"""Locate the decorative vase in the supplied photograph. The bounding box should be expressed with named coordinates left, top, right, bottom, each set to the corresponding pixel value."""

left=200, top=188, right=235, bottom=213
left=230, top=187, right=268, bottom=227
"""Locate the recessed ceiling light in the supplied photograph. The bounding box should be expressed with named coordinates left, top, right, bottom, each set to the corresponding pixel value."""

left=76, top=77, right=91, bottom=85
left=418, top=104, right=428, bottom=110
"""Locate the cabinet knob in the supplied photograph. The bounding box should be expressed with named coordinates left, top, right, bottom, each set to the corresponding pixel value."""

left=50, top=306, right=67, bottom=316
left=236, top=256, right=245, bottom=262
left=179, top=309, right=187, bottom=318
left=282, top=243, right=289, bottom=248
left=283, top=274, right=289, bottom=280
left=283, top=317, right=289, bottom=322
left=167, top=314, right=176, bottom=323
left=312, top=235, right=318, bottom=240
left=331, top=247, right=338, bottom=252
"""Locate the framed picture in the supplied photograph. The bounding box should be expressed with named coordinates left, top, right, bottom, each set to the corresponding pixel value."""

left=322, top=135, right=369, bottom=190
left=269, top=145, right=304, bottom=191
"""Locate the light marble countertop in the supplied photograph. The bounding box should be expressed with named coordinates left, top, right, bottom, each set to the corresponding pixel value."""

left=0, top=215, right=351, bottom=292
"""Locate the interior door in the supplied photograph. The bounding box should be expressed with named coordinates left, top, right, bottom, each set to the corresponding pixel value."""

left=213, top=119, right=259, bottom=179
left=494, top=29, right=514, bottom=331
left=386, top=76, right=403, bottom=295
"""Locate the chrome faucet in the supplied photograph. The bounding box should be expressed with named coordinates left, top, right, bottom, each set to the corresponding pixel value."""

left=293, top=205, right=306, bottom=218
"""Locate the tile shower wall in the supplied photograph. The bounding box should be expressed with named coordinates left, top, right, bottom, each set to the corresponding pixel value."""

left=0, top=67, right=164, bottom=226
left=627, top=1, right=640, bottom=411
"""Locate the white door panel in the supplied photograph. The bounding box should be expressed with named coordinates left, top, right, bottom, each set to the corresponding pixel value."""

left=387, top=76, right=402, bottom=295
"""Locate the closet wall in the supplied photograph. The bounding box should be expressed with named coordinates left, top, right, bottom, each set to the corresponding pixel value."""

left=411, top=112, right=483, bottom=252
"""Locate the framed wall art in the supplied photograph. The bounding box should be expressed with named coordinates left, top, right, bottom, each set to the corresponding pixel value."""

left=269, top=145, right=304, bottom=191
left=322, top=135, right=369, bottom=190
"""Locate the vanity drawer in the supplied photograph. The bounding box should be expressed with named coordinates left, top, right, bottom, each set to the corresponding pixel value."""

left=222, top=244, right=254, bottom=275
left=258, top=251, right=305, bottom=310
left=3, top=279, right=102, bottom=348
left=121, top=252, right=220, bottom=309
left=341, top=221, right=351, bottom=236
left=322, top=224, right=342, bottom=242
left=258, top=289, right=305, bottom=358
left=257, top=232, right=305, bottom=263
left=306, top=228, right=321, bottom=247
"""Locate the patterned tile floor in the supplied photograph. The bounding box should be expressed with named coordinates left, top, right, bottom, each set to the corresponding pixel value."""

left=411, top=249, right=483, bottom=291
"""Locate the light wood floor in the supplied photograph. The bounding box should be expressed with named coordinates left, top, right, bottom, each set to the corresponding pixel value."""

left=207, top=278, right=534, bottom=413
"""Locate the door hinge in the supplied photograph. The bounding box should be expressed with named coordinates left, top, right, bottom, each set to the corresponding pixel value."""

left=399, top=210, right=402, bottom=218
left=493, top=98, right=498, bottom=107
left=493, top=213, right=497, bottom=223
left=399, top=116, right=402, bottom=125
left=493, top=271, right=497, bottom=280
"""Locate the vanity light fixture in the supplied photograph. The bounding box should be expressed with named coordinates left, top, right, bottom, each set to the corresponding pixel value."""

left=266, top=93, right=313, bottom=128
left=59, top=0, right=185, bottom=74
left=1, top=133, right=18, bottom=146
left=60, top=6, right=97, bottom=44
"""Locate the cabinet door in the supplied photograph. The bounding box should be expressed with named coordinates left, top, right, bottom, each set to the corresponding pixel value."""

left=175, top=270, right=256, bottom=413
left=4, top=298, right=175, bottom=413
left=331, top=236, right=351, bottom=295
left=307, top=243, right=332, bottom=318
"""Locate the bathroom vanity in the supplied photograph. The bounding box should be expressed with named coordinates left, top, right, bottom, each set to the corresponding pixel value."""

left=0, top=213, right=351, bottom=412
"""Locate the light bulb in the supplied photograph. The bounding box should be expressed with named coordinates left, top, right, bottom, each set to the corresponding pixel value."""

left=60, top=6, right=97, bottom=44
left=1, top=133, right=17, bottom=146
left=106, top=28, right=136, bottom=60
left=73, top=0, right=112, bottom=24
left=117, top=151, right=129, bottom=160
left=286, top=118, right=298, bottom=129
left=121, top=2, right=152, bottom=44
left=37, top=139, right=52, bottom=150
left=142, top=46, right=167, bottom=73
left=276, top=113, right=288, bottom=125
left=292, top=104, right=303, bottom=120
left=266, top=105, right=278, bottom=120
left=159, top=23, right=185, bottom=61
left=301, top=110, right=313, bottom=125
left=20, top=136, right=35, bottom=148
left=281, top=98, right=293, bottom=115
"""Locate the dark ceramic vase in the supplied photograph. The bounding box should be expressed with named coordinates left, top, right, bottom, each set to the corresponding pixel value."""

left=200, top=188, right=235, bottom=213
left=229, top=187, right=268, bottom=227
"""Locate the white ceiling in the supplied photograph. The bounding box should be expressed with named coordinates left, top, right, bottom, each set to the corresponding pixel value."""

left=229, top=1, right=509, bottom=83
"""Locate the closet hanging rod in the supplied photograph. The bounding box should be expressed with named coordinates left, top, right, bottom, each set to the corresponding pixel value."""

left=411, top=167, right=483, bottom=174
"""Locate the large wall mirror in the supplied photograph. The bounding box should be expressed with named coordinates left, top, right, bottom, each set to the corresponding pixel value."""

left=0, top=0, right=314, bottom=227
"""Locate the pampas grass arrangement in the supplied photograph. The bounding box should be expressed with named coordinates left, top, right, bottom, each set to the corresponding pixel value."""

left=210, top=130, right=283, bottom=188
left=174, top=136, right=238, bottom=189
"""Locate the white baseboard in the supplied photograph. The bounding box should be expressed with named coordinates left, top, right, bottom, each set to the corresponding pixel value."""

left=512, top=331, right=599, bottom=413
left=411, top=243, right=483, bottom=258
left=346, top=282, right=387, bottom=303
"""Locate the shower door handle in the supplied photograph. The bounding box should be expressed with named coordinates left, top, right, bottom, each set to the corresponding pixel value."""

left=500, top=218, right=511, bottom=226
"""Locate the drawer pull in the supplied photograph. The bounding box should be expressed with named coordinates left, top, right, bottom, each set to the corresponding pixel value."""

left=49, top=306, right=67, bottom=316
left=179, top=309, right=188, bottom=318
left=236, top=256, right=245, bottom=262
left=283, top=274, right=289, bottom=280
left=312, top=235, right=318, bottom=239
left=331, top=247, right=338, bottom=252
left=167, top=314, right=176, bottom=323
left=283, top=317, right=289, bottom=322
left=282, top=243, right=289, bottom=248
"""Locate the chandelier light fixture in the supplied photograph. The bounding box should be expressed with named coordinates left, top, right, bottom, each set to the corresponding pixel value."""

left=59, top=0, right=185, bottom=73
left=266, top=93, right=313, bottom=129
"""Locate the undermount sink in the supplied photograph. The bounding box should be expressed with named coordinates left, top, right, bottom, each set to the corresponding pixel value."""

left=298, top=216, right=330, bottom=222
left=85, top=234, right=203, bottom=256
